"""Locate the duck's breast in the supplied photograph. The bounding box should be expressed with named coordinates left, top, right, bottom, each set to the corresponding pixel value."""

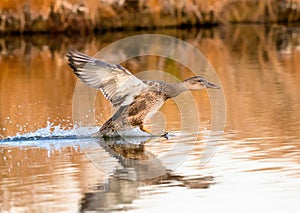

left=127, top=91, right=165, bottom=125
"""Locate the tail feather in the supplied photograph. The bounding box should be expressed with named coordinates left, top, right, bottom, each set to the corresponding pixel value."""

left=100, top=118, right=115, bottom=135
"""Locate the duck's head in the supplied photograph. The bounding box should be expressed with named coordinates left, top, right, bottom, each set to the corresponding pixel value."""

left=183, top=76, right=220, bottom=90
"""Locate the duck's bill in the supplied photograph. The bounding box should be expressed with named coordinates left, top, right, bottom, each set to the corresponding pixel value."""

left=206, top=81, right=221, bottom=89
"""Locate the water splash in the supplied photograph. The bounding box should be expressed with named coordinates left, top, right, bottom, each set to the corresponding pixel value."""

left=1, top=121, right=99, bottom=142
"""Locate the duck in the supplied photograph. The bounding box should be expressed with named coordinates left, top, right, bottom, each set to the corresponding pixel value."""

left=67, top=50, right=220, bottom=137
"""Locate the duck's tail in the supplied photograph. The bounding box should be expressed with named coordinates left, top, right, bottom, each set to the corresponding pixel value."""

left=99, top=117, right=115, bottom=135
left=91, top=118, right=116, bottom=137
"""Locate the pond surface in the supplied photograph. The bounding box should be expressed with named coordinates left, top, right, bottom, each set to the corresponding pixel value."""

left=1, top=25, right=300, bottom=212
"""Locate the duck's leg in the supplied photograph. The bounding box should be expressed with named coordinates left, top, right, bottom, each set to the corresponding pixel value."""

left=139, top=124, right=153, bottom=135
left=139, top=124, right=169, bottom=138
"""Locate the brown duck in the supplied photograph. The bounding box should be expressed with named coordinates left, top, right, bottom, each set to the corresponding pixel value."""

left=67, top=50, right=220, bottom=137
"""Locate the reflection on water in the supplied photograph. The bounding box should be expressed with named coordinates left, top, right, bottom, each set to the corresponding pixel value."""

left=80, top=136, right=214, bottom=212
left=0, top=25, right=300, bottom=212
left=0, top=136, right=214, bottom=212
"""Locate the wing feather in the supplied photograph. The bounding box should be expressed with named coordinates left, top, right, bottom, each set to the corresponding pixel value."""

left=67, top=50, right=148, bottom=107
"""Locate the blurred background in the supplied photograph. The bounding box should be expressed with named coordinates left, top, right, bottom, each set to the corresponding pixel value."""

left=0, top=0, right=299, bottom=34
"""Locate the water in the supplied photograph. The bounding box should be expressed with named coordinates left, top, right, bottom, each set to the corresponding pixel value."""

left=1, top=25, right=300, bottom=212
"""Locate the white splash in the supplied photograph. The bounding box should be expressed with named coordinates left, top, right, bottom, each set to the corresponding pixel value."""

left=4, top=121, right=99, bottom=141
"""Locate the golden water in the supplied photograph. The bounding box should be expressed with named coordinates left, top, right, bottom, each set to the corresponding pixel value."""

left=0, top=25, right=300, bottom=212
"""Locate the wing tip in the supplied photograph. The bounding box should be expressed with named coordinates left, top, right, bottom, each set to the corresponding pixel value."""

left=66, top=49, right=89, bottom=75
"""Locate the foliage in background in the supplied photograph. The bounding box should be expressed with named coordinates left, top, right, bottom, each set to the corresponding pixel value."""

left=0, top=0, right=299, bottom=34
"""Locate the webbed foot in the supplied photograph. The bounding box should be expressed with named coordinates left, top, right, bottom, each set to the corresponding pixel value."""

left=161, top=132, right=170, bottom=139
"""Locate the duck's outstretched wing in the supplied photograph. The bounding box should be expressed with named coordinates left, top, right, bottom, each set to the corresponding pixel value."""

left=67, top=50, right=148, bottom=107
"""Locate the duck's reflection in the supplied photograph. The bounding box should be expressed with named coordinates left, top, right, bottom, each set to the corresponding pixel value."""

left=80, top=136, right=214, bottom=212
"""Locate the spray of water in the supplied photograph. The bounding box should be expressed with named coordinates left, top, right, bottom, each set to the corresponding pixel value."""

left=1, top=121, right=99, bottom=142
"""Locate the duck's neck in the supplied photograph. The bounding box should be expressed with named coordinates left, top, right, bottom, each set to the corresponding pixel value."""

left=164, top=82, right=188, bottom=98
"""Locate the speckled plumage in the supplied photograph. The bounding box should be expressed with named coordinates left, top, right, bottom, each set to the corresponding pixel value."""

left=67, top=50, right=220, bottom=137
